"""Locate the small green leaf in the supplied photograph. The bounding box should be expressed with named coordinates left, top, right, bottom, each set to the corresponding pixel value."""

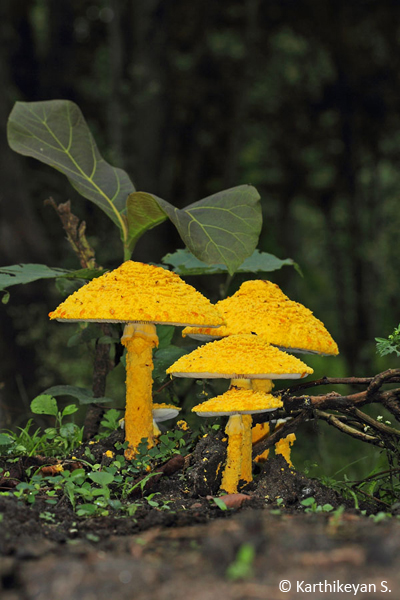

left=211, top=497, right=229, bottom=510
left=0, top=433, right=14, bottom=446
left=156, top=325, right=175, bottom=350
left=156, top=185, right=262, bottom=275
left=162, top=248, right=298, bottom=276
left=2, top=291, right=10, bottom=304
left=7, top=100, right=134, bottom=238
left=126, top=191, right=167, bottom=253
left=60, top=423, right=79, bottom=438
left=89, top=471, right=114, bottom=486
left=61, top=404, right=79, bottom=417
left=300, top=497, right=316, bottom=507
left=153, top=346, right=193, bottom=381
left=43, top=385, right=113, bottom=405
left=31, top=395, right=58, bottom=417
left=77, top=504, right=97, bottom=516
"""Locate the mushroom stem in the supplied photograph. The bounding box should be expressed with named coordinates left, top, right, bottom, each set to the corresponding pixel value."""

left=252, top=379, right=274, bottom=393
left=240, top=414, right=253, bottom=483
left=220, top=414, right=245, bottom=494
left=121, top=322, right=159, bottom=458
left=230, top=378, right=252, bottom=390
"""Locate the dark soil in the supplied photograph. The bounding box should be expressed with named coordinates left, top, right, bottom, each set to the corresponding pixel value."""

left=1, top=430, right=399, bottom=599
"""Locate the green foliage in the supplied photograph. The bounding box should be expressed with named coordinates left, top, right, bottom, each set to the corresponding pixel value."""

left=7, top=100, right=135, bottom=236
left=156, top=185, right=262, bottom=275
left=210, top=497, right=229, bottom=511
left=42, top=385, right=113, bottom=405
left=0, top=396, right=82, bottom=456
left=3, top=425, right=197, bottom=518
left=376, top=325, right=400, bottom=357
left=0, top=264, right=103, bottom=303
left=7, top=100, right=264, bottom=268
left=126, top=191, right=167, bottom=249
left=226, top=543, right=255, bottom=581
left=163, top=248, right=299, bottom=276
left=99, top=409, right=123, bottom=436
left=300, top=497, right=334, bottom=513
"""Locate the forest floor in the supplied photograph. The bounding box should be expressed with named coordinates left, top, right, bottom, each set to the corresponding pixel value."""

left=1, top=430, right=400, bottom=600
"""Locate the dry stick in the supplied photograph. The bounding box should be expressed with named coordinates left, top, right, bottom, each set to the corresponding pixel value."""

left=313, top=409, right=384, bottom=447
left=286, top=371, right=400, bottom=395
left=46, top=198, right=113, bottom=440
left=348, top=468, right=400, bottom=487
left=352, top=487, right=392, bottom=509
left=347, top=407, right=400, bottom=438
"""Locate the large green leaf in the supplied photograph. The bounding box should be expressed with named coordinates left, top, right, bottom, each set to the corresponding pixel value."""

left=7, top=100, right=134, bottom=238
left=126, top=191, right=167, bottom=252
left=162, top=248, right=299, bottom=276
left=0, top=264, right=104, bottom=302
left=155, top=185, right=262, bottom=275
left=43, top=385, right=113, bottom=405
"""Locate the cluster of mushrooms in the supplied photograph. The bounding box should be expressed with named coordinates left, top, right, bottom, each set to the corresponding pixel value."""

left=49, top=261, right=338, bottom=494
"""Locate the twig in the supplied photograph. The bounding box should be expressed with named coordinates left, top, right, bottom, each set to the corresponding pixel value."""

left=348, top=468, right=400, bottom=487
left=314, top=409, right=384, bottom=447
left=350, top=487, right=392, bottom=509
left=366, top=369, right=400, bottom=399
left=347, top=407, right=400, bottom=438
left=286, top=371, right=400, bottom=394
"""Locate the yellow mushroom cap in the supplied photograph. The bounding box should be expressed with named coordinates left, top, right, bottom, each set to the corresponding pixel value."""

left=192, top=387, right=283, bottom=416
left=152, top=403, right=181, bottom=422
left=167, top=334, right=313, bottom=379
left=48, top=261, right=224, bottom=327
left=182, top=279, right=338, bottom=356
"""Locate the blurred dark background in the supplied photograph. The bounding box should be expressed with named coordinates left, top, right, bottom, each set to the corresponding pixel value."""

left=1, top=0, right=400, bottom=473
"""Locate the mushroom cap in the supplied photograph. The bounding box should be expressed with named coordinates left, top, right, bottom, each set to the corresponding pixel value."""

left=192, top=387, right=283, bottom=416
left=166, top=334, right=313, bottom=379
left=152, top=403, right=181, bottom=422
left=182, top=280, right=338, bottom=356
left=49, top=261, right=224, bottom=327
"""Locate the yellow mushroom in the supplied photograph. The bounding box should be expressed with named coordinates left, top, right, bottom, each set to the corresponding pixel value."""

left=49, top=260, right=223, bottom=458
left=192, top=387, right=283, bottom=494
left=168, top=334, right=312, bottom=492
left=182, top=279, right=339, bottom=356
left=181, top=280, right=339, bottom=464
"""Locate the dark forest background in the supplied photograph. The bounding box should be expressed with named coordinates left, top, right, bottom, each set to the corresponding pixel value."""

left=1, top=0, right=400, bottom=474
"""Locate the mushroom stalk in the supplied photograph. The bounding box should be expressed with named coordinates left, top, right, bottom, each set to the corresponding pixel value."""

left=121, top=322, right=159, bottom=458
left=220, top=414, right=245, bottom=494
left=240, top=414, right=253, bottom=483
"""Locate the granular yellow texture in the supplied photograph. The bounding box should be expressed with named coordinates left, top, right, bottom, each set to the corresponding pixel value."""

left=252, top=422, right=271, bottom=463
left=49, top=260, right=224, bottom=327
left=182, top=279, right=338, bottom=356
left=240, top=414, right=253, bottom=483
left=220, top=414, right=244, bottom=494
left=122, top=324, right=158, bottom=458
left=152, top=403, right=180, bottom=411
left=275, top=433, right=296, bottom=467
left=192, top=387, right=283, bottom=414
left=168, top=334, right=313, bottom=378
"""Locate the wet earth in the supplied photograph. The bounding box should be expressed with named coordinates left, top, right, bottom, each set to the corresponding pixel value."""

left=1, top=431, right=399, bottom=600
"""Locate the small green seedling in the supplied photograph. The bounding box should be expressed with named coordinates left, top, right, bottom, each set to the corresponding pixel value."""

left=301, top=497, right=334, bottom=514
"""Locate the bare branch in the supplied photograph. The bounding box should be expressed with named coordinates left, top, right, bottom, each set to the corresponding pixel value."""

left=314, top=409, right=384, bottom=447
